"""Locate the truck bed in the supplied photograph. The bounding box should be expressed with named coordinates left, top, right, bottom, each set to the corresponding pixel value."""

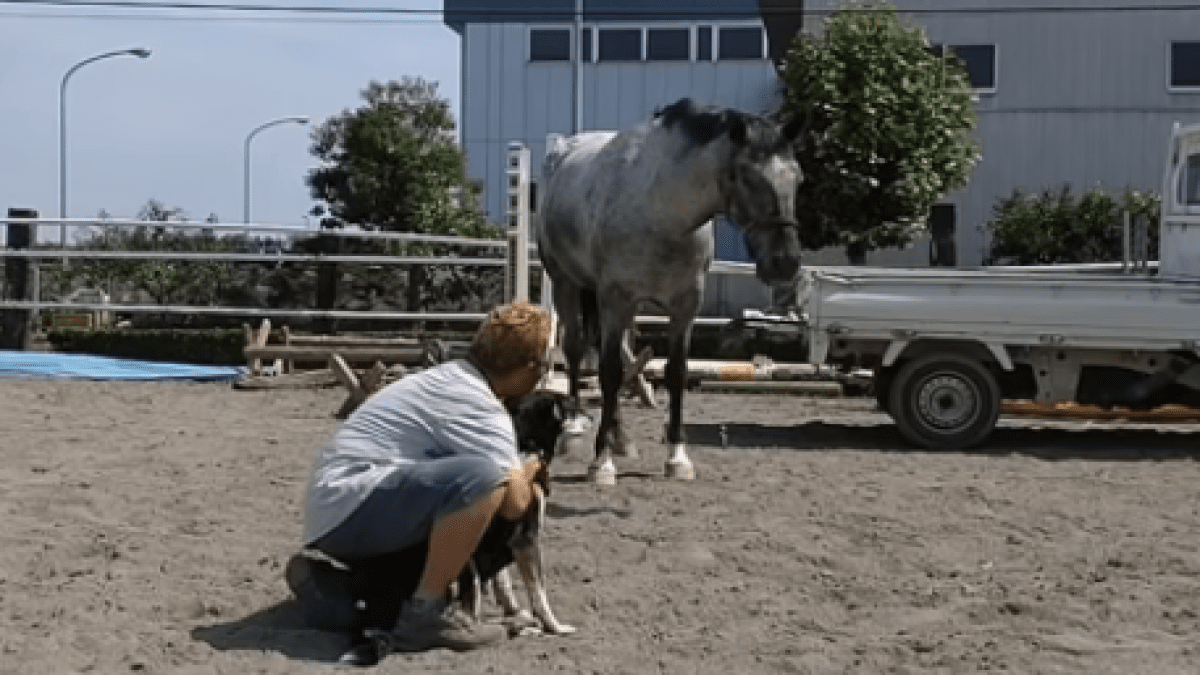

left=801, top=266, right=1200, bottom=363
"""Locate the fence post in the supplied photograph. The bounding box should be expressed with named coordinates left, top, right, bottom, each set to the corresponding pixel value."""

left=2, top=207, right=37, bottom=349
left=506, top=142, right=531, bottom=302
left=315, top=230, right=339, bottom=332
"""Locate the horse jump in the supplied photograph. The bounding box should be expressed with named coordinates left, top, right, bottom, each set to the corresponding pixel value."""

left=536, top=98, right=804, bottom=485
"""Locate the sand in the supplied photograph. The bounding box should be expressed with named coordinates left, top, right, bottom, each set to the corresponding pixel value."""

left=3, top=378, right=1200, bottom=674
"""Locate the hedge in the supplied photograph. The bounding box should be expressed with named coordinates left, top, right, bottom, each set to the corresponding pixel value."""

left=45, top=328, right=246, bottom=366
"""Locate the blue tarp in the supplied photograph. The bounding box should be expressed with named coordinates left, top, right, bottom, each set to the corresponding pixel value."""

left=0, top=350, right=246, bottom=381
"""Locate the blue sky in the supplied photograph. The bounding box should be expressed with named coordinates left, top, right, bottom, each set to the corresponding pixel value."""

left=0, top=1, right=460, bottom=236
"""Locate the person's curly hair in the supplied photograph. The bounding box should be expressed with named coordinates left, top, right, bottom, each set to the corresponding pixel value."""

left=469, top=301, right=552, bottom=377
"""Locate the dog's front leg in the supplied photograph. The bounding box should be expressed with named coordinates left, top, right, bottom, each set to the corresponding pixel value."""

left=512, top=500, right=576, bottom=635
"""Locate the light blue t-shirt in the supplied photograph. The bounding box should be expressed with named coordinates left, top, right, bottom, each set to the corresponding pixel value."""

left=302, top=359, right=519, bottom=545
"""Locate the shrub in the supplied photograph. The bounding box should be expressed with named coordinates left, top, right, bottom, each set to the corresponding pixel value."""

left=986, top=186, right=1160, bottom=265
left=46, top=328, right=246, bottom=365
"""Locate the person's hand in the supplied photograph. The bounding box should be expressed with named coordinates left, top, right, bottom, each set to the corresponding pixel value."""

left=500, top=457, right=545, bottom=521
left=521, top=455, right=547, bottom=489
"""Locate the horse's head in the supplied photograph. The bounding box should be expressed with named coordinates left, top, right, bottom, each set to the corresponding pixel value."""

left=653, top=99, right=805, bottom=285
left=722, top=112, right=805, bottom=286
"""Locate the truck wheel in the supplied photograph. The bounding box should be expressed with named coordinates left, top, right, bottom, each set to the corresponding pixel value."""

left=891, top=353, right=1000, bottom=450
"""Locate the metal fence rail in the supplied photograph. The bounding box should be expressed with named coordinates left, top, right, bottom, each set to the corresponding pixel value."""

left=0, top=250, right=510, bottom=266
left=2, top=216, right=751, bottom=326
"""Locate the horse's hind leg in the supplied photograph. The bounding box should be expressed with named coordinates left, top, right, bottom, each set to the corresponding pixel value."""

left=588, top=301, right=636, bottom=485
left=610, top=330, right=639, bottom=458
left=550, top=280, right=585, bottom=404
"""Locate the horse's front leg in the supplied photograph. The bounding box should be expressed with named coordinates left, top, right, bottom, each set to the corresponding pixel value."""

left=663, top=303, right=699, bottom=480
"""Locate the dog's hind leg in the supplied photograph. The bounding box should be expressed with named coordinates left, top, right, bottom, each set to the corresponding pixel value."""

left=491, top=568, right=527, bottom=617
left=459, top=560, right=484, bottom=622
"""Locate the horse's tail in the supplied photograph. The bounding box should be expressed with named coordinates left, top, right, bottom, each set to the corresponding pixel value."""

left=542, top=133, right=571, bottom=178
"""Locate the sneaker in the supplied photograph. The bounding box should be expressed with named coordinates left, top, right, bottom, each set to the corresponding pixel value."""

left=388, top=598, right=507, bottom=652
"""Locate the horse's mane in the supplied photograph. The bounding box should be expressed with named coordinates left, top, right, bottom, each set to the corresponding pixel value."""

left=653, top=98, right=786, bottom=154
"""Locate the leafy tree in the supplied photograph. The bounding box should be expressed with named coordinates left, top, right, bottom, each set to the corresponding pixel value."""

left=778, top=0, right=980, bottom=260
left=307, top=79, right=503, bottom=311
left=46, top=200, right=245, bottom=311
left=986, top=187, right=1160, bottom=265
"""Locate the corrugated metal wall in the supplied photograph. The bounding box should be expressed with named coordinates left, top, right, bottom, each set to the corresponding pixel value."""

left=458, top=1, right=1200, bottom=270
left=459, top=22, right=780, bottom=225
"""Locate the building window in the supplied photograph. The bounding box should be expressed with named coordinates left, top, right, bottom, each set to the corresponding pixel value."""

left=529, top=28, right=571, bottom=61
left=580, top=27, right=593, bottom=62
left=1171, top=42, right=1200, bottom=89
left=598, top=28, right=642, bottom=62
left=537, top=23, right=766, bottom=64
left=648, top=27, right=690, bottom=61
left=933, top=44, right=997, bottom=92
left=719, top=26, right=765, bottom=60
left=698, top=26, right=713, bottom=61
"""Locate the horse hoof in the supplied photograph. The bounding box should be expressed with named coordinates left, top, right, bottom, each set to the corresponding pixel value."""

left=665, top=460, right=695, bottom=480
left=587, top=463, right=617, bottom=486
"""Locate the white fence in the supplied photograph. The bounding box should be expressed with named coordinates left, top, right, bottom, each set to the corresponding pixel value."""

left=1, top=142, right=766, bottom=331
left=0, top=215, right=757, bottom=328
left=0, top=216, right=517, bottom=324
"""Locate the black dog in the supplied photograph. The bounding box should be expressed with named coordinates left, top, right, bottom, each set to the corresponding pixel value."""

left=285, top=390, right=581, bottom=666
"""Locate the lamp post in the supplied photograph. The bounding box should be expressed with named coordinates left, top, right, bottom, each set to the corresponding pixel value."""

left=244, top=116, right=309, bottom=224
left=59, top=48, right=152, bottom=253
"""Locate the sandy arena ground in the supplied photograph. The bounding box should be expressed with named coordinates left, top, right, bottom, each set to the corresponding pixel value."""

left=3, top=378, right=1200, bottom=674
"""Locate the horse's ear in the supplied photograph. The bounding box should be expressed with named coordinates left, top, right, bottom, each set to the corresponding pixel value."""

left=781, top=115, right=805, bottom=144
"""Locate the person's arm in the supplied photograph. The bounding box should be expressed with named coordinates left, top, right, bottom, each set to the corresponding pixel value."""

left=499, top=455, right=545, bottom=521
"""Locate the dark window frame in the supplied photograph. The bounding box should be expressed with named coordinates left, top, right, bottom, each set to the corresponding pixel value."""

left=531, top=22, right=768, bottom=64
left=580, top=26, right=593, bottom=62
left=718, top=25, right=766, bottom=60
left=932, top=43, right=997, bottom=93
left=697, top=25, right=713, bottom=61
left=647, top=27, right=691, bottom=62
left=528, top=27, right=572, bottom=62
left=597, top=27, right=643, bottom=62
left=1170, top=41, right=1200, bottom=90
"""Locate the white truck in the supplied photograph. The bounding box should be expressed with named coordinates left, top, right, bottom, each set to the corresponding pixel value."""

left=788, top=122, right=1200, bottom=450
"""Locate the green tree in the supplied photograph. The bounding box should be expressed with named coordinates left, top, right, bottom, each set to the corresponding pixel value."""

left=986, top=186, right=1160, bottom=265
left=779, top=0, right=980, bottom=260
left=306, top=79, right=503, bottom=312
left=46, top=200, right=245, bottom=311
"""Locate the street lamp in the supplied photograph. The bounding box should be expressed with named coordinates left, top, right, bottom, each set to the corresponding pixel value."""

left=59, top=48, right=152, bottom=252
left=244, top=116, right=309, bottom=224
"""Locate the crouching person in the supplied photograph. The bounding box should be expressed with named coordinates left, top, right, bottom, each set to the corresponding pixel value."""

left=300, top=301, right=553, bottom=652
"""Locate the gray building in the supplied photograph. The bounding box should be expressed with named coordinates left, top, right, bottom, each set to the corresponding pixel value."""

left=444, top=0, right=1200, bottom=273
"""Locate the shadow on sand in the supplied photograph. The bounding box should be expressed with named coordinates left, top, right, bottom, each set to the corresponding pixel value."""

left=191, top=599, right=351, bottom=665
left=684, top=419, right=1200, bottom=462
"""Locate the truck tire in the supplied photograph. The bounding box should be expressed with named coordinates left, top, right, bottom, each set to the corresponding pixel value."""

left=891, top=353, right=1000, bottom=450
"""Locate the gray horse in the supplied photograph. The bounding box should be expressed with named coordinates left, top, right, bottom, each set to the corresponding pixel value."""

left=537, top=98, right=803, bottom=485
